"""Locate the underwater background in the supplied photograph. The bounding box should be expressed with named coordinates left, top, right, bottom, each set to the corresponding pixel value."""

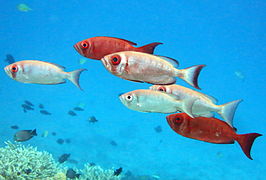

left=0, top=0, right=265, bottom=179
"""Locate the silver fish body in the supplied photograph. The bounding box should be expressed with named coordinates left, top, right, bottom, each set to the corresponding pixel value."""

left=150, top=84, right=242, bottom=127
left=101, top=51, right=205, bottom=89
left=4, top=60, right=86, bottom=89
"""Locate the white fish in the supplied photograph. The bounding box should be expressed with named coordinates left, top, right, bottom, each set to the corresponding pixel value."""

left=119, top=89, right=197, bottom=116
left=4, top=60, right=86, bottom=89
left=101, top=51, right=205, bottom=89
left=150, top=84, right=242, bottom=127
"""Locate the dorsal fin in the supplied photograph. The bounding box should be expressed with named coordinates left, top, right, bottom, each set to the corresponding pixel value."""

left=157, top=55, right=179, bottom=67
left=109, top=37, right=137, bottom=46
left=46, top=62, right=65, bottom=70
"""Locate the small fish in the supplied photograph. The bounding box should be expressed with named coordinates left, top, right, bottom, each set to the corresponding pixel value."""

left=4, top=60, right=86, bottom=90
left=14, top=129, right=37, bottom=142
left=17, top=3, right=32, bottom=12
left=101, top=51, right=205, bottom=89
left=88, top=116, right=98, bottom=123
left=113, top=167, right=123, bottom=176
left=119, top=89, right=185, bottom=114
left=150, top=84, right=242, bottom=127
left=24, top=100, right=34, bottom=106
left=40, top=110, right=51, bottom=115
left=73, top=107, right=84, bottom=111
left=39, top=104, right=44, bottom=109
left=154, top=125, right=162, bottom=133
left=110, top=140, right=118, bottom=146
left=56, top=138, right=64, bottom=144
left=66, top=168, right=81, bottom=179
left=41, top=130, right=49, bottom=138
left=52, top=132, right=57, bottom=136
left=65, top=138, right=71, bottom=143
left=74, top=36, right=162, bottom=60
left=11, top=125, right=19, bottom=129
left=5, top=54, right=15, bottom=64
left=58, top=153, right=70, bottom=163
left=235, top=70, right=245, bottom=80
left=79, top=58, right=87, bottom=65
left=68, top=110, right=77, bottom=116
left=166, top=113, right=262, bottom=160
left=21, top=104, right=34, bottom=111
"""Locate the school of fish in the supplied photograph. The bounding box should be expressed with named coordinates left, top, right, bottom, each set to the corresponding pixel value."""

left=4, top=36, right=262, bottom=160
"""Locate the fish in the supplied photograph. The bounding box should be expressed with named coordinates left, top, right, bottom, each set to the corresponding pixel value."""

left=40, top=110, right=51, bottom=115
left=10, top=125, right=19, bottom=129
left=39, top=104, right=44, bottom=109
left=88, top=116, right=98, bottom=123
left=52, top=132, right=57, bottom=136
left=154, top=125, right=162, bottom=133
left=56, top=138, right=64, bottom=144
left=113, top=167, right=123, bottom=176
left=166, top=113, right=262, bottom=160
left=74, top=36, right=162, bottom=60
left=66, top=168, right=81, bottom=179
left=14, top=129, right=37, bottom=142
left=5, top=54, right=15, bottom=64
left=24, top=100, right=34, bottom=107
left=68, top=110, right=77, bottom=116
left=119, top=89, right=193, bottom=114
left=73, top=107, right=84, bottom=111
left=41, top=130, right=49, bottom=138
left=58, top=153, right=70, bottom=163
left=17, top=3, right=32, bottom=12
left=101, top=51, right=205, bottom=89
left=4, top=60, right=86, bottom=90
left=150, top=84, right=242, bottom=127
left=21, top=104, right=34, bottom=111
left=110, top=140, right=118, bottom=146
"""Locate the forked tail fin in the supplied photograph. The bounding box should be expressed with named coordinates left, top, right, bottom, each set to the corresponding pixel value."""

left=219, top=99, right=242, bottom=127
left=138, top=42, right=163, bottom=54
left=175, top=65, right=205, bottom=89
left=68, top=69, right=87, bottom=90
left=235, top=133, right=262, bottom=160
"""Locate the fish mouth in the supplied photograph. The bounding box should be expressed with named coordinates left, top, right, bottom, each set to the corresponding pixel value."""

left=73, top=44, right=82, bottom=54
left=101, top=57, right=109, bottom=69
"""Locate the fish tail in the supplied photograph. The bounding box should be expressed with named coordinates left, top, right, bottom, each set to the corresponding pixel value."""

left=31, top=129, right=37, bottom=136
left=219, top=99, right=242, bottom=127
left=68, top=69, right=87, bottom=90
left=175, top=65, right=205, bottom=89
left=235, top=133, right=262, bottom=160
left=137, top=42, right=163, bottom=54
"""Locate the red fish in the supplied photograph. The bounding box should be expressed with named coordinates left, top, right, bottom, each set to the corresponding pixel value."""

left=73, top=36, right=162, bottom=60
left=166, top=113, right=262, bottom=160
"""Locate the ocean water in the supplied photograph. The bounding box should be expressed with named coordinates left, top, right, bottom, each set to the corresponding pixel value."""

left=0, top=0, right=265, bottom=179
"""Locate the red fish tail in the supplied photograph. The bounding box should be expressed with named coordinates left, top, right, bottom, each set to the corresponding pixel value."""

left=235, top=133, right=262, bottom=160
left=138, top=42, right=163, bottom=54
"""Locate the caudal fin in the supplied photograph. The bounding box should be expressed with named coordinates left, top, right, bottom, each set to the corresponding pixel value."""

left=219, top=99, right=242, bottom=127
left=235, top=133, right=262, bottom=160
left=68, top=69, right=87, bottom=90
left=176, top=65, right=205, bottom=89
left=31, top=129, right=37, bottom=136
left=138, top=42, right=163, bottom=54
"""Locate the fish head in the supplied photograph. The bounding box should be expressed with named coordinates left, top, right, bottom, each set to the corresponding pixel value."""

left=4, top=62, right=24, bottom=80
left=101, top=52, right=127, bottom=76
left=166, top=113, right=188, bottom=130
left=74, top=39, right=92, bottom=58
left=119, top=91, right=140, bottom=110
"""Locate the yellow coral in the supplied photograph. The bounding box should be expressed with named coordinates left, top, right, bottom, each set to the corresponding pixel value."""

left=53, top=172, right=67, bottom=180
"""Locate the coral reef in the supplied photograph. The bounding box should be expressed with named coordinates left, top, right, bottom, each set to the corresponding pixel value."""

left=0, top=141, right=63, bottom=180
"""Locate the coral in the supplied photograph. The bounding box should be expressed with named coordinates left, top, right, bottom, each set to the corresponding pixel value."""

left=0, top=141, right=63, bottom=180
left=53, top=172, right=67, bottom=180
left=79, top=164, right=122, bottom=180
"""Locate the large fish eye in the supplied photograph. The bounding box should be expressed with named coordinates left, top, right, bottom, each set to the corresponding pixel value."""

left=158, top=86, right=166, bottom=92
left=111, top=55, right=121, bottom=65
left=11, top=65, right=18, bottom=72
left=81, top=41, right=89, bottom=48
left=174, top=117, right=182, bottom=123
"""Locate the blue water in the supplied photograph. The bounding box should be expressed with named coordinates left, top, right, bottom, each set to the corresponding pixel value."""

left=1, top=0, right=265, bottom=179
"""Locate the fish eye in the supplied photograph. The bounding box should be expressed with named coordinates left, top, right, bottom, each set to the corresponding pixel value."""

left=174, top=117, right=182, bottom=123
left=158, top=86, right=166, bottom=92
left=111, top=55, right=121, bottom=65
left=126, top=95, right=133, bottom=101
left=11, top=65, right=18, bottom=72
left=81, top=41, right=89, bottom=48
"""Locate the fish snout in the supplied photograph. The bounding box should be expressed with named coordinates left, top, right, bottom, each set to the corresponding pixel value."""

left=118, top=93, right=125, bottom=97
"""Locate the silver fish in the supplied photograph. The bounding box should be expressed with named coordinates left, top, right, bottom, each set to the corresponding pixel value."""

left=4, top=60, right=86, bottom=89
left=150, top=84, right=242, bottom=127
left=101, top=51, right=205, bottom=89
left=119, top=89, right=196, bottom=116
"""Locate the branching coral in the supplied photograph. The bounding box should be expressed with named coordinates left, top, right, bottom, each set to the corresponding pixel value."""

left=0, top=141, right=63, bottom=180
